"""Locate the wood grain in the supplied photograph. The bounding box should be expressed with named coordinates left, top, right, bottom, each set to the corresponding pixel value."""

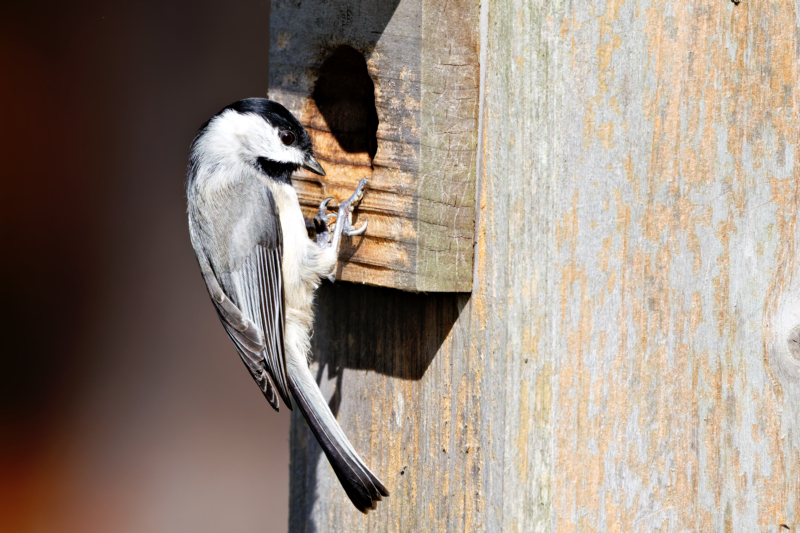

left=269, top=0, right=478, bottom=292
left=287, top=0, right=800, bottom=530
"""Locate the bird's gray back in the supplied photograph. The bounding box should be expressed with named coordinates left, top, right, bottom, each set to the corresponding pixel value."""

left=188, top=174, right=281, bottom=279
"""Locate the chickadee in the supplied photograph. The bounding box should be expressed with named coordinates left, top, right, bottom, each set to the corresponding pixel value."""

left=186, top=98, right=388, bottom=512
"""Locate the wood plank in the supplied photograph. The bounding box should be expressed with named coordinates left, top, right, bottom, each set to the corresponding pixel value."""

left=269, top=0, right=478, bottom=292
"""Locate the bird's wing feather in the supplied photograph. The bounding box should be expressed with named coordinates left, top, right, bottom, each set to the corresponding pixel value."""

left=226, top=242, right=290, bottom=408
left=222, top=300, right=281, bottom=411
left=201, top=270, right=265, bottom=352
left=192, top=185, right=291, bottom=410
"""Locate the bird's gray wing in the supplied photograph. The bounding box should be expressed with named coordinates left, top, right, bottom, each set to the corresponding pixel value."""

left=192, top=186, right=290, bottom=411
left=204, top=264, right=280, bottom=410
left=226, top=240, right=290, bottom=410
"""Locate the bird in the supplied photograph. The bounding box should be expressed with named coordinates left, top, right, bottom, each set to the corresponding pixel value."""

left=185, top=98, right=388, bottom=512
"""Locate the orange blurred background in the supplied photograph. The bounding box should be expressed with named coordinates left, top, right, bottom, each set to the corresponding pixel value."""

left=0, top=1, right=291, bottom=531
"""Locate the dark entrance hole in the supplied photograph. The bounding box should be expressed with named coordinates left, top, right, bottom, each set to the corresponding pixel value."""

left=312, top=45, right=379, bottom=161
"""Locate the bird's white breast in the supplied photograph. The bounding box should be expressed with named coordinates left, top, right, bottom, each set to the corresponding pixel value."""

left=263, top=179, right=330, bottom=311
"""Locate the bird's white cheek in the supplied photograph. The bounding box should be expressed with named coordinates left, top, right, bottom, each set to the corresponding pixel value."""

left=257, top=128, right=305, bottom=165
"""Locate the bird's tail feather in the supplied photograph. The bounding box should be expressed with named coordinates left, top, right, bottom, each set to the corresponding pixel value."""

left=288, top=364, right=389, bottom=513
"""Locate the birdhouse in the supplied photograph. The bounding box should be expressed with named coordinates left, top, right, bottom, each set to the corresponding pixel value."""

left=269, top=0, right=479, bottom=292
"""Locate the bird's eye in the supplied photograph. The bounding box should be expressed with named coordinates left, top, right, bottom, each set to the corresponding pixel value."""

left=280, top=131, right=295, bottom=146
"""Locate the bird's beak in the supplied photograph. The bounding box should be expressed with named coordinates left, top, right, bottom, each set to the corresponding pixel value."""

left=302, top=155, right=326, bottom=176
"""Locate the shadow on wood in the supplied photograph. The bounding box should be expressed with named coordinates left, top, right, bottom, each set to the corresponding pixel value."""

left=312, top=282, right=462, bottom=383
left=311, top=45, right=379, bottom=161
left=289, top=282, right=464, bottom=529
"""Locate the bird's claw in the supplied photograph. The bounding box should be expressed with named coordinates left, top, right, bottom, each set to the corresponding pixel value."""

left=343, top=179, right=368, bottom=212
left=318, top=179, right=369, bottom=252
left=318, top=197, right=335, bottom=221
left=338, top=179, right=369, bottom=237
left=314, top=197, right=336, bottom=245
left=345, top=219, right=368, bottom=236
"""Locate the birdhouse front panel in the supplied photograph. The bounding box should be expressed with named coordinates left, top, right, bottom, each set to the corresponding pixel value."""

left=269, top=0, right=479, bottom=292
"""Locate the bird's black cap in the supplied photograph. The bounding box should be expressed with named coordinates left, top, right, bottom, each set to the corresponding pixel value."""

left=199, top=97, right=312, bottom=153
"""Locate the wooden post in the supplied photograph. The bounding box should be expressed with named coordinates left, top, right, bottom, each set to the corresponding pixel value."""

left=285, top=0, right=800, bottom=530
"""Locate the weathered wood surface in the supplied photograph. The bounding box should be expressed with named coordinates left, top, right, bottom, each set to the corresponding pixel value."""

left=269, top=0, right=478, bottom=292
left=288, top=0, right=800, bottom=530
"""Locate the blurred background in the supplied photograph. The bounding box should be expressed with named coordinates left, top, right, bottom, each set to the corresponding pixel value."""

left=0, top=1, right=292, bottom=531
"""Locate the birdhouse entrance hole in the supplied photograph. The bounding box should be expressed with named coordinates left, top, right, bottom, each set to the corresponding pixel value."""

left=310, top=45, right=378, bottom=171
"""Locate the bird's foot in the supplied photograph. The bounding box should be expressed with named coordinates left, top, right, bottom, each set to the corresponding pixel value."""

left=314, top=197, right=336, bottom=246
left=320, top=179, right=369, bottom=281
left=337, top=179, right=369, bottom=238
left=318, top=179, right=369, bottom=251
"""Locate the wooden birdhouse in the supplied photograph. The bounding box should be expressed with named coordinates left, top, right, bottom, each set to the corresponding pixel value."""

left=269, top=0, right=479, bottom=292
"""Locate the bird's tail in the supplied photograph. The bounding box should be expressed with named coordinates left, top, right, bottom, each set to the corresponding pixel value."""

left=287, top=362, right=389, bottom=513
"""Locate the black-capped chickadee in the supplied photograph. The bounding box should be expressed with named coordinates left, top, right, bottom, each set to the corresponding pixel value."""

left=186, top=98, right=388, bottom=512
